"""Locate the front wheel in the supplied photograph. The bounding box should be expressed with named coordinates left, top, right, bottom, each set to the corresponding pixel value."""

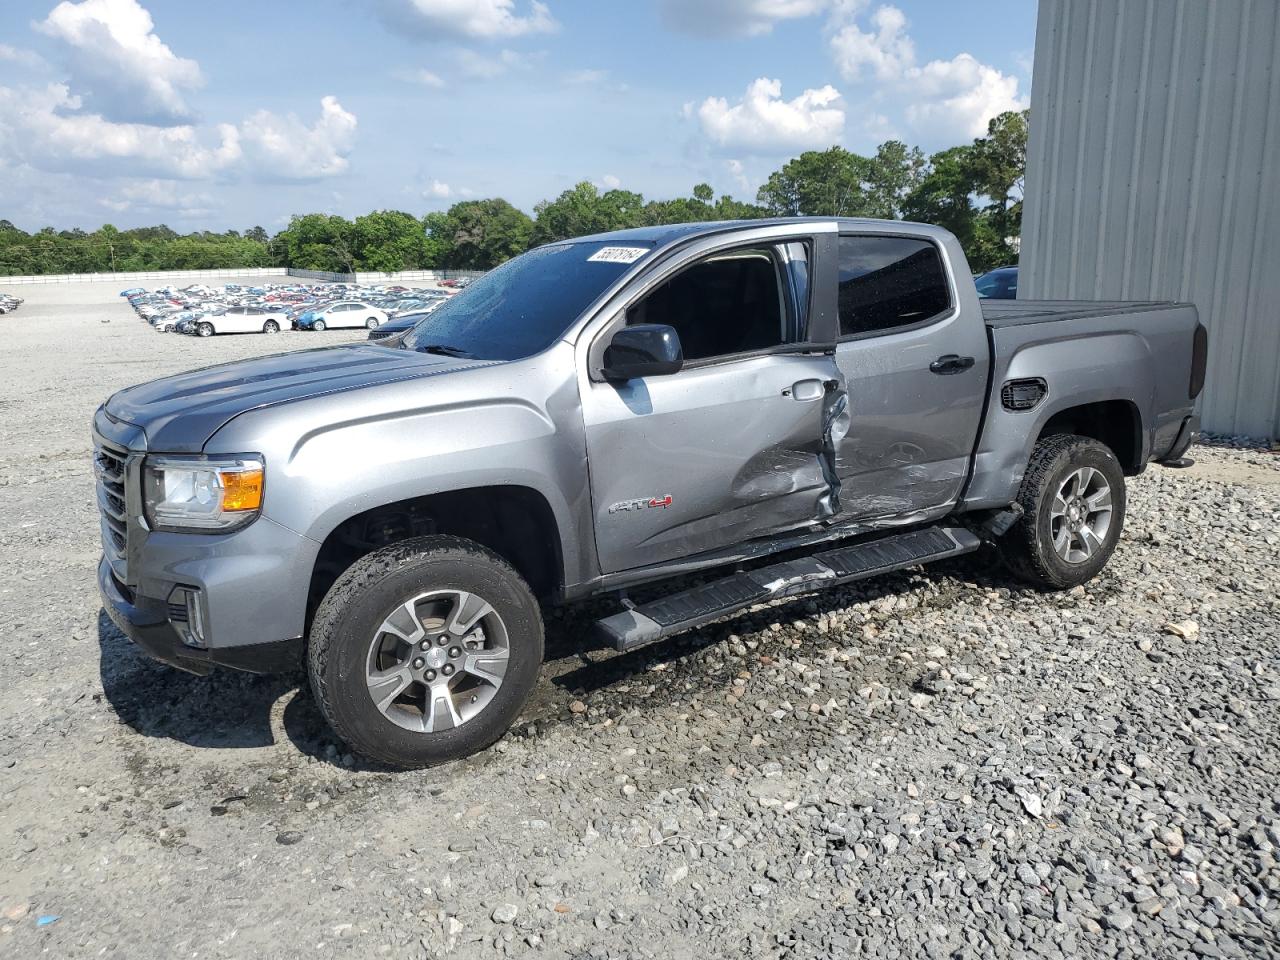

left=365, top=317, right=379, bottom=329
left=263, top=320, right=280, bottom=333
left=197, top=322, right=214, bottom=338
left=308, top=536, right=543, bottom=769
left=312, top=319, right=326, bottom=332
left=1001, top=435, right=1126, bottom=590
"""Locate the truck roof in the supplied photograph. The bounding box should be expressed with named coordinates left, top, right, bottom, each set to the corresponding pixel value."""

left=560, top=217, right=952, bottom=249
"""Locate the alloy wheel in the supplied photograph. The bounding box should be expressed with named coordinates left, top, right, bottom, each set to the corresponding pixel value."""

left=1049, top=466, right=1113, bottom=563
left=364, top=589, right=510, bottom=733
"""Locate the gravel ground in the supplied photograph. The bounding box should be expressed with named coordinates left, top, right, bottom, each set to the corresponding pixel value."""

left=1, top=281, right=1278, bottom=959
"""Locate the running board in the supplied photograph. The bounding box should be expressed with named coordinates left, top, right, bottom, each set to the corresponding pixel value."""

left=594, top=526, right=980, bottom=653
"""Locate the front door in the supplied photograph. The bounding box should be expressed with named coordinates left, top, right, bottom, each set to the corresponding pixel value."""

left=830, top=233, right=989, bottom=521
left=581, top=239, right=841, bottom=573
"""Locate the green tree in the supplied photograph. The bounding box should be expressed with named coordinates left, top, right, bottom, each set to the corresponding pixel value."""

left=902, top=146, right=1007, bottom=271
left=438, top=199, right=533, bottom=269
left=276, top=213, right=357, bottom=272
left=350, top=210, right=427, bottom=271
left=756, top=147, right=876, bottom=217
left=532, top=181, right=646, bottom=245
left=971, top=109, right=1029, bottom=246
left=864, top=140, right=926, bottom=220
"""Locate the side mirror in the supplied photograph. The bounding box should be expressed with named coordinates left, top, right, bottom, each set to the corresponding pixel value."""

left=601, top=324, right=683, bottom=381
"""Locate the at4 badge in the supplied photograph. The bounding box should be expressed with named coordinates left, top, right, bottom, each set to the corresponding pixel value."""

left=608, top=494, right=673, bottom=514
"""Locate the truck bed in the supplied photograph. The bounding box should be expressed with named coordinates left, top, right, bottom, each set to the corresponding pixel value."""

left=981, top=299, right=1182, bottom=328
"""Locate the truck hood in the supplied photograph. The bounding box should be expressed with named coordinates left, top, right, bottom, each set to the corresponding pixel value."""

left=103, top=342, right=496, bottom=452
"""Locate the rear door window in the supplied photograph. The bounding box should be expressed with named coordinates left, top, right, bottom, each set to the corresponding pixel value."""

left=838, top=236, right=951, bottom=338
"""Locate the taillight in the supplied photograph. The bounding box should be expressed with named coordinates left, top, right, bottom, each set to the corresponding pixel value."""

left=1189, top=322, right=1208, bottom=399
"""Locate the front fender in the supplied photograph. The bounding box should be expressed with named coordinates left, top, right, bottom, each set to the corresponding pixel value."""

left=204, top=343, right=597, bottom=590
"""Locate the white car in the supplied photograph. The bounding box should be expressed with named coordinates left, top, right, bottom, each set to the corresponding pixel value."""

left=194, top=305, right=290, bottom=337
left=299, top=301, right=388, bottom=331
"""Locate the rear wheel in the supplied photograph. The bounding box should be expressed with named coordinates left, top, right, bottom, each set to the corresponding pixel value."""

left=263, top=320, right=280, bottom=333
left=308, top=536, right=543, bottom=769
left=313, top=319, right=326, bottom=332
left=197, top=322, right=214, bottom=337
left=1001, top=435, right=1126, bottom=590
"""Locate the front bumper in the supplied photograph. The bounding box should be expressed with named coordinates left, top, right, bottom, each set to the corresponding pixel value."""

left=99, top=556, right=302, bottom=675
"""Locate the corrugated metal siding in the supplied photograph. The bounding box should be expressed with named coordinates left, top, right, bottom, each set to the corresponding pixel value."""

left=1022, top=0, right=1280, bottom=438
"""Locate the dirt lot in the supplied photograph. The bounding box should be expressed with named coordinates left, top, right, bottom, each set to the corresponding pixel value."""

left=1, top=280, right=1278, bottom=959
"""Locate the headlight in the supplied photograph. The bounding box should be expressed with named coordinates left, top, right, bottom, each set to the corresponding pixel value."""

left=143, top=455, right=264, bottom=532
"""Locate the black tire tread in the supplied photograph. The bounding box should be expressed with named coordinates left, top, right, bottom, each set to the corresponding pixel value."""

left=307, top=535, right=540, bottom=769
left=1003, top=434, right=1123, bottom=590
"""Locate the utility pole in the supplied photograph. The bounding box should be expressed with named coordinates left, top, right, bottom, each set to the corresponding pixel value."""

left=109, top=239, right=117, bottom=274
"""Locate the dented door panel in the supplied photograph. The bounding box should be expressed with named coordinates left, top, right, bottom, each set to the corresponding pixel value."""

left=832, top=314, right=989, bottom=522
left=583, top=353, right=841, bottom=573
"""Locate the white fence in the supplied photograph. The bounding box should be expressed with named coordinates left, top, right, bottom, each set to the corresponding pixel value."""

left=0, top=267, right=287, bottom=286
left=355, top=269, right=486, bottom=282
left=0, top=267, right=487, bottom=286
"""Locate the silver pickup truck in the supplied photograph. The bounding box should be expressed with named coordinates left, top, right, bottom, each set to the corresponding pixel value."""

left=94, top=218, right=1206, bottom=768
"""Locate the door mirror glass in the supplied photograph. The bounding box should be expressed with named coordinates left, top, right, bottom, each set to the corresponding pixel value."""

left=602, top=324, right=683, bottom=380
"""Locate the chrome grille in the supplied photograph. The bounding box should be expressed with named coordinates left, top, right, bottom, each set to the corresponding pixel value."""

left=94, top=438, right=130, bottom=575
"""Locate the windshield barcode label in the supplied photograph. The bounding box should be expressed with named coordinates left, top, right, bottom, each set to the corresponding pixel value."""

left=588, top=246, right=648, bottom=264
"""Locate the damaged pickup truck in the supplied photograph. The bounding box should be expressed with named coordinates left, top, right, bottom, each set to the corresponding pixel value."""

left=94, top=219, right=1207, bottom=767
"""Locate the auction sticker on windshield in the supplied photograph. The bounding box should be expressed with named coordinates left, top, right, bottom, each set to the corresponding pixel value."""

left=588, top=246, right=648, bottom=264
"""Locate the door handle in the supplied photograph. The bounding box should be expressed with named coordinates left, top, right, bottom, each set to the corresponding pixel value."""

left=929, top=354, right=976, bottom=375
left=783, top=378, right=825, bottom=401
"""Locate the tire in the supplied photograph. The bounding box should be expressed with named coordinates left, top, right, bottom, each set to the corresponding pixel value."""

left=313, top=319, right=326, bottom=332
left=308, top=535, right=543, bottom=769
left=1001, top=435, right=1126, bottom=590
left=197, top=322, right=214, bottom=338
left=263, top=320, right=280, bottom=333
left=365, top=317, right=379, bottom=330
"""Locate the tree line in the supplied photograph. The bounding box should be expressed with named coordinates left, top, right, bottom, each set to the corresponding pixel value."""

left=0, top=110, right=1026, bottom=277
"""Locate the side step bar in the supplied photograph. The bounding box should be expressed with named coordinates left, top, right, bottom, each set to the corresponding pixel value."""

left=593, top=526, right=981, bottom=653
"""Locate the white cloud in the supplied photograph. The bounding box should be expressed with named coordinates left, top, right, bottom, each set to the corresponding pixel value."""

left=565, top=68, right=608, bottom=85
left=0, top=83, right=356, bottom=183
left=239, top=96, right=358, bottom=181
left=451, top=47, right=540, bottom=79
left=660, top=0, right=829, bottom=38
left=828, top=3, right=1026, bottom=141
left=904, top=54, right=1023, bottom=138
left=0, top=44, right=47, bottom=68
left=598, top=173, right=621, bottom=189
left=0, top=83, right=239, bottom=179
left=379, top=0, right=556, bottom=40
left=424, top=179, right=452, bottom=198
left=829, top=4, right=913, bottom=83
left=691, top=77, right=844, bottom=153
left=726, top=158, right=752, bottom=193
left=396, top=67, right=446, bottom=88
left=100, top=178, right=215, bottom=217
left=35, top=0, right=203, bottom=124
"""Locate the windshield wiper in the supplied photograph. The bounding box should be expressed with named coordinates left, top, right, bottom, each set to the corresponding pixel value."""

left=416, top=343, right=477, bottom=359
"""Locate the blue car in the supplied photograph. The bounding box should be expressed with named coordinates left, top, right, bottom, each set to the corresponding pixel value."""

left=975, top=266, right=1018, bottom=299
left=119, top=287, right=145, bottom=297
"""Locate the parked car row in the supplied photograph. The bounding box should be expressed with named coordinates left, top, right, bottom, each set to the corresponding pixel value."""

left=120, top=280, right=459, bottom=338
left=0, top=292, right=23, bottom=315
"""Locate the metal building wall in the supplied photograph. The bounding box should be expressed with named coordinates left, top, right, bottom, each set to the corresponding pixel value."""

left=1021, top=0, right=1280, bottom=438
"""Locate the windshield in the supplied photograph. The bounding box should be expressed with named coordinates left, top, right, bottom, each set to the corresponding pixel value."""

left=403, top=240, right=651, bottom=360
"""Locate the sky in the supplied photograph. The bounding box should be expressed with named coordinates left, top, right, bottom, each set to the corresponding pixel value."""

left=0, top=0, right=1037, bottom=233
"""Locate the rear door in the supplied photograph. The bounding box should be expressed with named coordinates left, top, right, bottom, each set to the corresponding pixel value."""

left=579, top=228, right=845, bottom=573
left=831, top=232, right=989, bottom=521
left=221, top=306, right=249, bottom=333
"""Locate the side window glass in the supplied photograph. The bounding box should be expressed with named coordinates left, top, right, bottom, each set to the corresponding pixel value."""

left=626, top=246, right=789, bottom=362
left=838, top=236, right=951, bottom=337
